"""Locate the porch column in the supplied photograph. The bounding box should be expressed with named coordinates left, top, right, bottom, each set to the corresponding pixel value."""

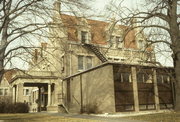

left=38, top=87, right=42, bottom=112
left=153, top=69, right=160, bottom=111
left=15, top=85, right=18, bottom=102
left=12, top=86, right=16, bottom=103
left=131, top=66, right=139, bottom=112
left=48, top=83, right=51, bottom=106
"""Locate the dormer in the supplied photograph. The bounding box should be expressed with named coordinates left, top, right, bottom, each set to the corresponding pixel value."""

left=77, top=17, right=91, bottom=44
left=106, top=21, right=124, bottom=48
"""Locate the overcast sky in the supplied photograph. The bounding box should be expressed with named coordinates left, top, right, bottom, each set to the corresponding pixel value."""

left=92, top=0, right=138, bottom=12
left=92, top=0, right=173, bottom=67
left=9, top=0, right=173, bottom=69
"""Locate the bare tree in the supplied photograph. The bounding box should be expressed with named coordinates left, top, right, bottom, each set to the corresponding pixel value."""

left=0, top=0, right=89, bottom=82
left=106, top=0, right=180, bottom=111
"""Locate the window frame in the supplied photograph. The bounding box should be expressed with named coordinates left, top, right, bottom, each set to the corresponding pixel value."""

left=81, top=31, right=88, bottom=43
left=23, top=88, right=30, bottom=96
left=0, top=88, right=3, bottom=96
left=0, top=87, right=9, bottom=96
left=86, top=56, right=93, bottom=69
left=78, top=55, right=84, bottom=71
left=4, top=88, right=8, bottom=96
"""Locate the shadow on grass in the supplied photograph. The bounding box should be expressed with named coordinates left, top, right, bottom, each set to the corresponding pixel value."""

left=0, top=114, right=52, bottom=122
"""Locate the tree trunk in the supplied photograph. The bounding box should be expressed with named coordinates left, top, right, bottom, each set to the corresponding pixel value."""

left=0, top=52, right=4, bottom=83
left=174, top=53, right=180, bottom=111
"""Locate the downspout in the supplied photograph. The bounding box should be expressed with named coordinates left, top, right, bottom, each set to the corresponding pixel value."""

left=80, top=75, right=83, bottom=113
left=69, top=43, right=72, bottom=75
left=59, top=79, right=69, bottom=113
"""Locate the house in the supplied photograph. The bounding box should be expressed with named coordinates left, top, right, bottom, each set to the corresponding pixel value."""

left=8, top=1, right=174, bottom=113
left=0, top=70, right=16, bottom=101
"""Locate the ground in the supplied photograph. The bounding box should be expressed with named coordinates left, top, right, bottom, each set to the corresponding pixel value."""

left=127, top=111, right=180, bottom=122
left=0, top=113, right=103, bottom=122
left=0, top=112, right=179, bottom=122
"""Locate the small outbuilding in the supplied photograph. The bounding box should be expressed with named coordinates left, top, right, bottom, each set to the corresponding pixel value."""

left=63, top=62, right=175, bottom=113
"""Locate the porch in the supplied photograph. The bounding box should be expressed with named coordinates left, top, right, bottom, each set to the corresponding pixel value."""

left=11, top=74, right=59, bottom=112
left=63, top=62, right=175, bottom=113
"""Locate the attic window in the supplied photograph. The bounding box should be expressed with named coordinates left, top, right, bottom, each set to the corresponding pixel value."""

left=116, top=36, right=121, bottom=42
left=81, top=31, right=88, bottom=43
left=139, top=40, right=144, bottom=49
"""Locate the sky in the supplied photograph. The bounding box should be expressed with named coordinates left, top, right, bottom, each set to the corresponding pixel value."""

left=6, top=0, right=173, bottom=70
left=92, top=0, right=173, bottom=67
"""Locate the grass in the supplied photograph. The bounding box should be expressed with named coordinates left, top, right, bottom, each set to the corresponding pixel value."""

left=0, top=113, right=103, bottom=122
left=0, top=112, right=179, bottom=122
left=126, top=111, right=180, bottom=122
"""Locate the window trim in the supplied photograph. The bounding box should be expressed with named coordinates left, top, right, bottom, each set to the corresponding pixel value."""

left=0, top=88, right=3, bottom=96
left=23, top=88, right=30, bottom=96
left=81, top=31, right=88, bottom=43
left=78, top=55, right=84, bottom=71
left=0, top=87, right=9, bottom=96
left=86, top=56, right=93, bottom=69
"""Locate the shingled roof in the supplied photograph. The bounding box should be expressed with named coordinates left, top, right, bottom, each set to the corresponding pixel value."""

left=60, top=14, right=138, bottom=49
left=3, top=70, right=17, bottom=83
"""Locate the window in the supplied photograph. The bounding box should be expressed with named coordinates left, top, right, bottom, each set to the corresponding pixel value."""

left=4, top=89, right=8, bottom=96
left=116, top=36, right=123, bottom=48
left=139, top=40, right=144, bottom=49
left=122, top=73, right=130, bottom=82
left=116, top=36, right=120, bottom=43
left=0, top=89, right=3, bottom=96
left=87, top=56, right=93, bottom=69
left=81, top=31, right=88, bottom=43
left=157, top=75, right=163, bottom=83
left=114, top=58, right=120, bottom=62
left=109, top=36, right=114, bottom=42
left=23, top=89, right=30, bottom=96
left=137, top=73, right=144, bottom=83
left=78, top=55, right=84, bottom=70
left=163, top=75, right=169, bottom=83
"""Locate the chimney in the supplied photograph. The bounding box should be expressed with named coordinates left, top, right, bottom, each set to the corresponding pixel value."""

left=130, top=18, right=137, bottom=27
left=41, top=42, right=47, bottom=50
left=53, top=0, right=61, bottom=14
left=34, top=49, right=38, bottom=63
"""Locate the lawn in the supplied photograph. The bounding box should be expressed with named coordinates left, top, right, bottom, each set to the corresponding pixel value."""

left=0, top=113, right=103, bottom=122
left=0, top=112, right=179, bottom=122
left=127, top=111, right=180, bottom=122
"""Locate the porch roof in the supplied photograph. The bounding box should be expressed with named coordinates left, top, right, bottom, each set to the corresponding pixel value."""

left=63, top=61, right=173, bottom=80
left=9, top=75, right=59, bottom=84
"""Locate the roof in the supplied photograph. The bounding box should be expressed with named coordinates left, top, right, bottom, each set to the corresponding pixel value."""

left=9, top=75, right=59, bottom=84
left=63, top=62, right=174, bottom=80
left=3, top=70, right=17, bottom=83
left=60, top=14, right=138, bottom=49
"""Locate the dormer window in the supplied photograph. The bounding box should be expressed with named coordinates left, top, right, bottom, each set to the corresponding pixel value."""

left=116, top=36, right=123, bottom=48
left=138, top=40, right=145, bottom=49
left=81, top=31, right=88, bottom=43
left=115, top=36, right=120, bottom=42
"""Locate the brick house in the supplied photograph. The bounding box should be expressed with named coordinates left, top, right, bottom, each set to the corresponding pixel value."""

left=9, top=1, right=174, bottom=113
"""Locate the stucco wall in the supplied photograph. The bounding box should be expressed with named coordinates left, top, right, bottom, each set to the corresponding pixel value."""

left=64, top=64, right=116, bottom=113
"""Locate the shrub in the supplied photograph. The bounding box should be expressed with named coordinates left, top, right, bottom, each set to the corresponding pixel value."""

left=83, top=103, right=102, bottom=114
left=14, top=102, right=29, bottom=113
left=0, top=97, right=29, bottom=113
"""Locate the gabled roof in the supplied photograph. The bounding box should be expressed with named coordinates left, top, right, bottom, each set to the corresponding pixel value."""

left=3, top=70, right=17, bottom=83
left=60, top=14, right=138, bottom=49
